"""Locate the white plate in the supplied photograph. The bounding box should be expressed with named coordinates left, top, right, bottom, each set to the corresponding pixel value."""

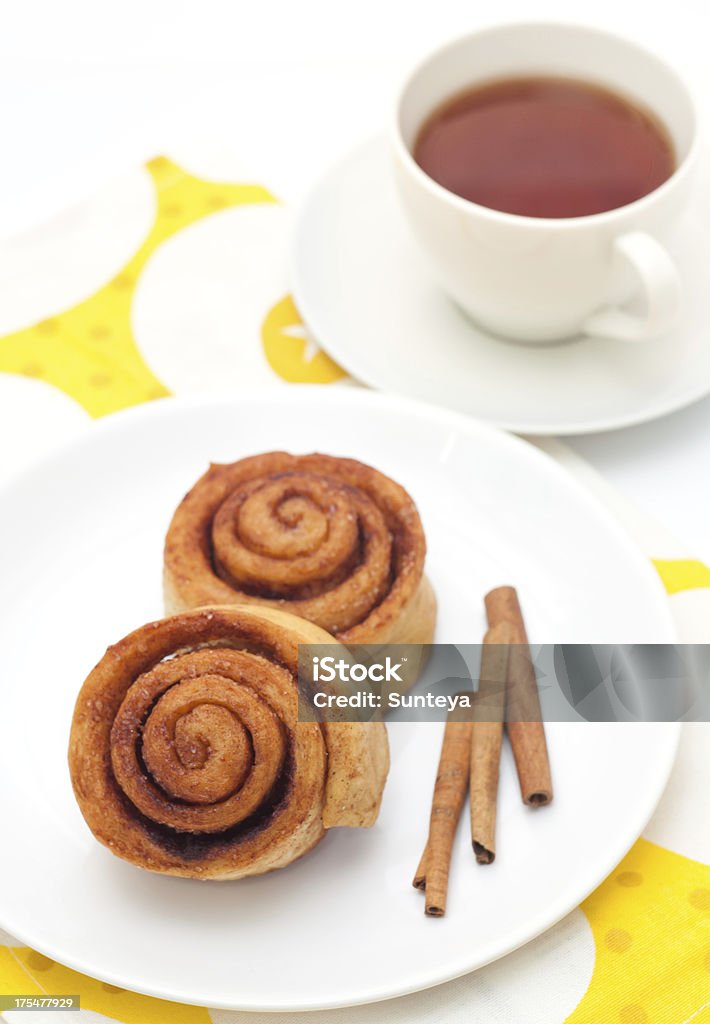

left=0, top=389, right=678, bottom=1011
left=292, top=137, right=710, bottom=435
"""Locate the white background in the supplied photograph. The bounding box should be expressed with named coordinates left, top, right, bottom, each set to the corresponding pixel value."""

left=2, top=0, right=710, bottom=559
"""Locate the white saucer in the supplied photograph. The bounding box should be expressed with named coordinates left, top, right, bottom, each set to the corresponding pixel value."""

left=292, top=137, right=710, bottom=435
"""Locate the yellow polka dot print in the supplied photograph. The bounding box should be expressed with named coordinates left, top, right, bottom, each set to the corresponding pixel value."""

left=566, top=839, right=710, bottom=1023
left=261, top=294, right=346, bottom=383
left=653, top=560, right=710, bottom=595
left=0, top=943, right=210, bottom=1023
left=0, top=157, right=278, bottom=418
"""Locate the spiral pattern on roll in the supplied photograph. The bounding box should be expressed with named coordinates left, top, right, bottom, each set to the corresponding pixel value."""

left=164, top=452, right=433, bottom=644
left=69, top=606, right=389, bottom=879
left=110, top=649, right=288, bottom=833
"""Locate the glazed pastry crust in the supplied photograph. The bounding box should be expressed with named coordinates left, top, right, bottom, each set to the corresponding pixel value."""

left=68, top=605, right=389, bottom=879
left=163, top=452, right=436, bottom=646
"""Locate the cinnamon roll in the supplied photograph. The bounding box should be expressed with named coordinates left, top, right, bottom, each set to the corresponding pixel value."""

left=68, top=605, right=389, bottom=879
left=163, top=452, right=436, bottom=645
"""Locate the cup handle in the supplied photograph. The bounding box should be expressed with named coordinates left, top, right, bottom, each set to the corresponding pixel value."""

left=582, top=231, right=681, bottom=342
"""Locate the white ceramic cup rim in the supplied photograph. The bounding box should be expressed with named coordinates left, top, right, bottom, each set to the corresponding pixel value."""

left=393, top=21, right=699, bottom=230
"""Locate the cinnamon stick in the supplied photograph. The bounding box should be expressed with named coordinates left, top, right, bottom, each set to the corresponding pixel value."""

left=470, top=622, right=511, bottom=864
left=414, top=708, right=472, bottom=916
left=484, top=586, right=553, bottom=807
left=412, top=844, right=428, bottom=891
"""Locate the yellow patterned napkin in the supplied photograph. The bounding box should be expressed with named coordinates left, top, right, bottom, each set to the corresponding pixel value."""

left=0, top=155, right=343, bottom=418
left=0, top=157, right=708, bottom=1024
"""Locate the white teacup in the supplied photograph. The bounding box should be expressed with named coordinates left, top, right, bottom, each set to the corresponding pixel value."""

left=393, top=23, right=698, bottom=344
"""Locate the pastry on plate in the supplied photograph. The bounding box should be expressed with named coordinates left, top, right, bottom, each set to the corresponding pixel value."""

left=164, top=451, right=436, bottom=645
left=69, top=605, right=388, bottom=879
